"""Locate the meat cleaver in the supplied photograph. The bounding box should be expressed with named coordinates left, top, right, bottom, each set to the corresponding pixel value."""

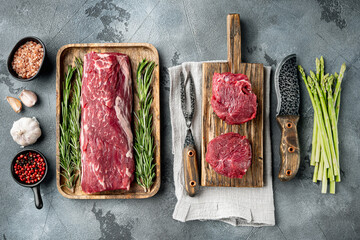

left=275, top=54, right=300, bottom=181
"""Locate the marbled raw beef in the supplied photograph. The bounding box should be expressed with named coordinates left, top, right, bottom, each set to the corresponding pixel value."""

left=80, top=52, right=134, bottom=193
left=206, top=132, right=251, bottom=178
left=211, top=72, right=257, bottom=125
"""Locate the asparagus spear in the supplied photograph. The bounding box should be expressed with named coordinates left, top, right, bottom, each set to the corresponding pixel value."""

left=314, top=130, right=321, bottom=164
left=298, top=66, right=321, bottom=167
left=310, top=117, right=318, bottom=166
left=326, top=76, right=339, bottom=163
left=311, top=59, right=321, bottom=166
left=329, top=180, right=336, bottom=194
left=336, top=92, right=341, bottom=121
left=334, top=64, right=346, bottom=182
left=318, top=156, right=324, bottom=181
left=333, top=63, right=346, bottom=104
left=322, top=164, right=328, bottom=194
left=316, top=58, right=320, bottom=80
left=313, top=161, right=319, bottom=182
left=320, top=56, right=324, bottom=82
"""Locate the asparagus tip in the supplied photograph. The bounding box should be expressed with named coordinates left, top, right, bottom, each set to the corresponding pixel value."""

left=341, top=63, right=346, bottom=71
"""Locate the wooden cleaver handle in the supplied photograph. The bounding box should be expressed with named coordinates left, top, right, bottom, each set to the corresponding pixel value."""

left=183, top=145, right=199, bottom=197
left=276, top=115, right=300, bottom=181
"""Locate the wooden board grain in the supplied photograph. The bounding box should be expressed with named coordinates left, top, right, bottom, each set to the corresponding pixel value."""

left=201, top=14, right=264, bottom=187
left=56, top=43, right=160, bottom=199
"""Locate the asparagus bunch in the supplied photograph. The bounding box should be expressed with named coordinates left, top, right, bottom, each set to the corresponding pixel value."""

left=298, top=57, right=346, bottom=194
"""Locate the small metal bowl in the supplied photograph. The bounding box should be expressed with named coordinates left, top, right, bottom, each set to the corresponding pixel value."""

left=11, top=149, right=48, bottom=209
left=7, top=36, right=46, bottom=82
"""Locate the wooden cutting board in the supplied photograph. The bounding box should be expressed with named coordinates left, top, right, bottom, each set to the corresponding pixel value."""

left=201, top=14, right=264, bottom=187
left=56, top=43, right=160, bottom=199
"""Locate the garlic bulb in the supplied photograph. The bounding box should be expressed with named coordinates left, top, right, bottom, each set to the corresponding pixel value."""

left=10, top=117, right=42, bottom=147
left=19, top=89, right=37, bottom=107
left=7, top=96, right=22, bottom=113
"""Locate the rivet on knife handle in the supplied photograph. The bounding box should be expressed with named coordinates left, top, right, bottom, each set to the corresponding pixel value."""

left=277, top=115, right=300, bottom=181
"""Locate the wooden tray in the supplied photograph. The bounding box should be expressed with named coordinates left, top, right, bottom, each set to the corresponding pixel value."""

left=56, top=43, right=160, bottom=199
left=201, top=14, right=264, bottom=187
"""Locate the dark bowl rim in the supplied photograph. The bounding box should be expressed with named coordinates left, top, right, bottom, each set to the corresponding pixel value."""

left=11, top=148, right=48, bottom=188
left=7, top=36, right=46, bottom=82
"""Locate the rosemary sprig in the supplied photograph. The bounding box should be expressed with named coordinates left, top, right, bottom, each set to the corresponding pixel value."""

left=59, top=58, right=83, bottom=192
left=134, top=59, right=156, bottom=192
left=59, top=65, right=76, bottom=191
left=69, top=57, right=83, bottom=182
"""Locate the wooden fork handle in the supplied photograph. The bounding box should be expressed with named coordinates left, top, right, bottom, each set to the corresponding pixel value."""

left=183, top=145, right=199, bottom=196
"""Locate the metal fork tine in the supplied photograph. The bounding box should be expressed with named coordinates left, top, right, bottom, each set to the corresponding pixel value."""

left=180, top=71, right=195, bottom=128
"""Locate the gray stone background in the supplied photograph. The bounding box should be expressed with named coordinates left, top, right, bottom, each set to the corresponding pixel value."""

left=1, top=0, right=359, bottom=239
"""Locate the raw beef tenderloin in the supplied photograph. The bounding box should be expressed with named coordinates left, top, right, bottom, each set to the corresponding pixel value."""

left=211, top=72, right=257, bottom=125
left=80, top=52, right=134, bottom=193
left=205, top=132, right=251, bottom=178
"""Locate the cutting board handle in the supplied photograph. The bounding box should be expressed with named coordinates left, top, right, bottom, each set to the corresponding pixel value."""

left=227, top=14, right=242, bottom=73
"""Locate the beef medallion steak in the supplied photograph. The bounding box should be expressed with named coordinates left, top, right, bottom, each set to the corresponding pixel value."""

left=211, top=72, right=257, bottom=125
left=205, top=132, right=251, bottom=178
left=80, top=52, right=134, bottom=193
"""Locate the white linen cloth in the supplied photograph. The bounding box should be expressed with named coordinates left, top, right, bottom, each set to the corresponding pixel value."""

left=169, top=62, right=275, bottom=226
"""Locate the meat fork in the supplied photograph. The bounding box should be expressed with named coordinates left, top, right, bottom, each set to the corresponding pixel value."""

left=180, top=71, right=199, bottom=197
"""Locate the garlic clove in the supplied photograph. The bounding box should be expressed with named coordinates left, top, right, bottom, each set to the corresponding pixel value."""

left=7, top=96, right=22, bottom=113
left=19, top=89, right=38, bottom=107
